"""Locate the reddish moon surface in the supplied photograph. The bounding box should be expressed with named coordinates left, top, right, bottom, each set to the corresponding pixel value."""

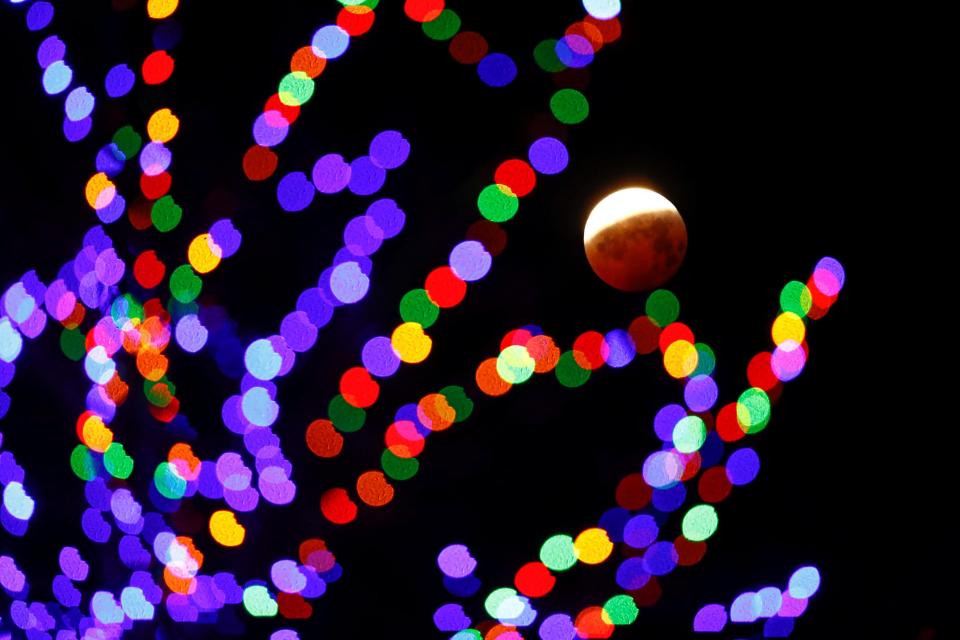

left=583, top=187, right=687, bottom=292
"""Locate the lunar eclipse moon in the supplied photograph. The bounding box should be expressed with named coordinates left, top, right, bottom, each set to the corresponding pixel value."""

left=584, top=187, right=688, bottom=292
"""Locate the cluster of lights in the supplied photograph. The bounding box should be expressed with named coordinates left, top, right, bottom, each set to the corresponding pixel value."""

left=298, top=2, right=621, bottom=497
left=3, top=7, right=408, bottom=628
left=21, top=2, right=108, bottom=141
left=242, top=0, right=380, bottom=182
left=276, top=130, right=411, bottom=212
left=71, top=0, right=182, bottom=230
left=474, top=290, right=685, bottom=398
left=434, top=258, right=843, bottom=639
left=435, top=544, right=482, bottom=631
left=0, top=434, right=34, bottom=535
left=307, top=289, right=688, bottom=553
left=313, top=384, right=473, bottom=523
left=410, top=1, right=519, bottom=88
left=414, top=0, right=621, bottom=89
left=213, top=197, right=406, bottom=514
left=1, top=2, right=276, bottom=633
left=0, top=200, right=261, bottom=636
left=0, top=218, right=324, bottom=634
left=693, top=565, right=821, bottom=636
left=12, top=0, right=183, bottom=144
left=0, top=1, right=844, bottom=638
left=84, top=96, right=181, bottom=229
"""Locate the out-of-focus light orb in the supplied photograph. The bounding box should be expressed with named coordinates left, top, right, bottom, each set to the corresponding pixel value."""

left=583, top=187, right=687, bottom=292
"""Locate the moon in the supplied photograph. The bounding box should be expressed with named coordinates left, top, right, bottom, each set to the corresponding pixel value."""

left=583, top=187, right=687, bottom=292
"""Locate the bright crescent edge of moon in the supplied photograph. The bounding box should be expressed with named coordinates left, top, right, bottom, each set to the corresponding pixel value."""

left=583, top=187, right=680, bottom=244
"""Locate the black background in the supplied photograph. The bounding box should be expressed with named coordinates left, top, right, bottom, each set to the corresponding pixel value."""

left=0, top=1, right=938, bottom=638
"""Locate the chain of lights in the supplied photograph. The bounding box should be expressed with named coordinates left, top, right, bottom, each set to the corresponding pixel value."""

left=299, top=4, right=621, bottom=529
left=430, top=258, right=843, bottom=639
left=692, top=565, right=821, bottom=636
left=0, top=0, right=845, bottom=637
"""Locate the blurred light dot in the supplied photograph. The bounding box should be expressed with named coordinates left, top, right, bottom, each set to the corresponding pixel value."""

left=673, top=415, right=706, bottom=453
left=147, top=107, right=179, bottom=142
left=664, top=340, right=698, bottom=378
left=84, top=346, right=115, bottom=384
left=725, top=448, right=760, bottom=485
left=277, top=172, right=316, bottom=212
left=603, top=594, right=638, bottom=625
left=3, top=482, right=35, bottom=520
left=573, top=528, right=613, bottom=564
left=771, top=340, right=806, bottom=381
left=540, top=535, right=577, bottom=572
left=771, top=312, right=805, bottom=346
left=242, top=386, right=279, bottom=427
left=369, top=130, right=410, bottom=169
left=623, top=514, right=658, bottom=549
left=438, top=544, right=477, bottom=579
left=348, top=156, right=387, bottom=196
left=757, top=587, right=783, bottom=617
left=246, top=339, right=283, bottom=381
left=643, top=450, right=683, bottom=488
left=330, top=262, right=370, bottom=304
left=243, top=585, right=278, bottom=617
left=147, top=0, right=180, bottom=19
left=278, top=71, right=314, bottom=107
left=780, top=280, right=813, bottom=317
left=188, top=233, right=222, bottom=274
left=362, top=336, right=401, bottom=377
left=105, top=64, right=135, bottom=97
left=813, top=257, right=844, bottom=296
left=730, top=592, right=762, bottom=622
left=550, top=88, right=589, bottom=124
left=583, top=0, right=621, bottom=20
left=477, top=53, right=517, bottom=87
left=693, top=604, right=727, bottom=632
left=391, top=322, right=432, bottom=364
left=497, top=345, right=535, bottom=384
left=736, top=387, right=771, bottom=434
left=528, top=137, right=568, bottom=175
left=422, top=9, right=461, bottom=41
left=684, top=375, right=718, bottom=412
left=406, top=0, right=446, bottom=23
left=602, top=329, right=635, bottom=368
left=312, top=154, right=352, bottom=193
left=312, top=25, right=350, bottom=59
left=681, top=504, right=718, bottom=541
left=788, top=566, right=821, bottom=599
left=210, top=219, right=242, bottom=257
left=175, top=315, right=207, bottom=353
left=43, top=60, right=73, bottom=94
left=0, top=319, right=24, bottom=363
left=446, top=242, right=492, bottom=284
left=209, top=510, right=245, bottom=547
left=26, top=2, right=54, bottom=31
left=539, top=613, right=576, bottom=640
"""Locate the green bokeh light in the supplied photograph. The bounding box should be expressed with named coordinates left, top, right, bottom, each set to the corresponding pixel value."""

left=682, top=504, right=719, bottom=541
left=646, top=289, right=680, bottom=327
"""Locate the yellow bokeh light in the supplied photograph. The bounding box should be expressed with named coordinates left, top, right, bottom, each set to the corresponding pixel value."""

left=209, top=510, right=246, bottom=547
left=147, top=107, right=180, bottom=143
left=574, top=527, right=613, bottom=565
left=147, top=0, right=179, bottom=20
left=82, top=415, right=114, bottom=453
left=663, top=339, right=698, bottom=378
left=771, top=312, right=806, bottom=346
left=391, top=322, right=432, bottom=364
left=84, top=172, right=115, bottom=210
left=187, top=234, right=223, bottom=274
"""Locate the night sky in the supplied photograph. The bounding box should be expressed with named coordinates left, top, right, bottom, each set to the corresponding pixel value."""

left=0, top=1, right=939, bottom=638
